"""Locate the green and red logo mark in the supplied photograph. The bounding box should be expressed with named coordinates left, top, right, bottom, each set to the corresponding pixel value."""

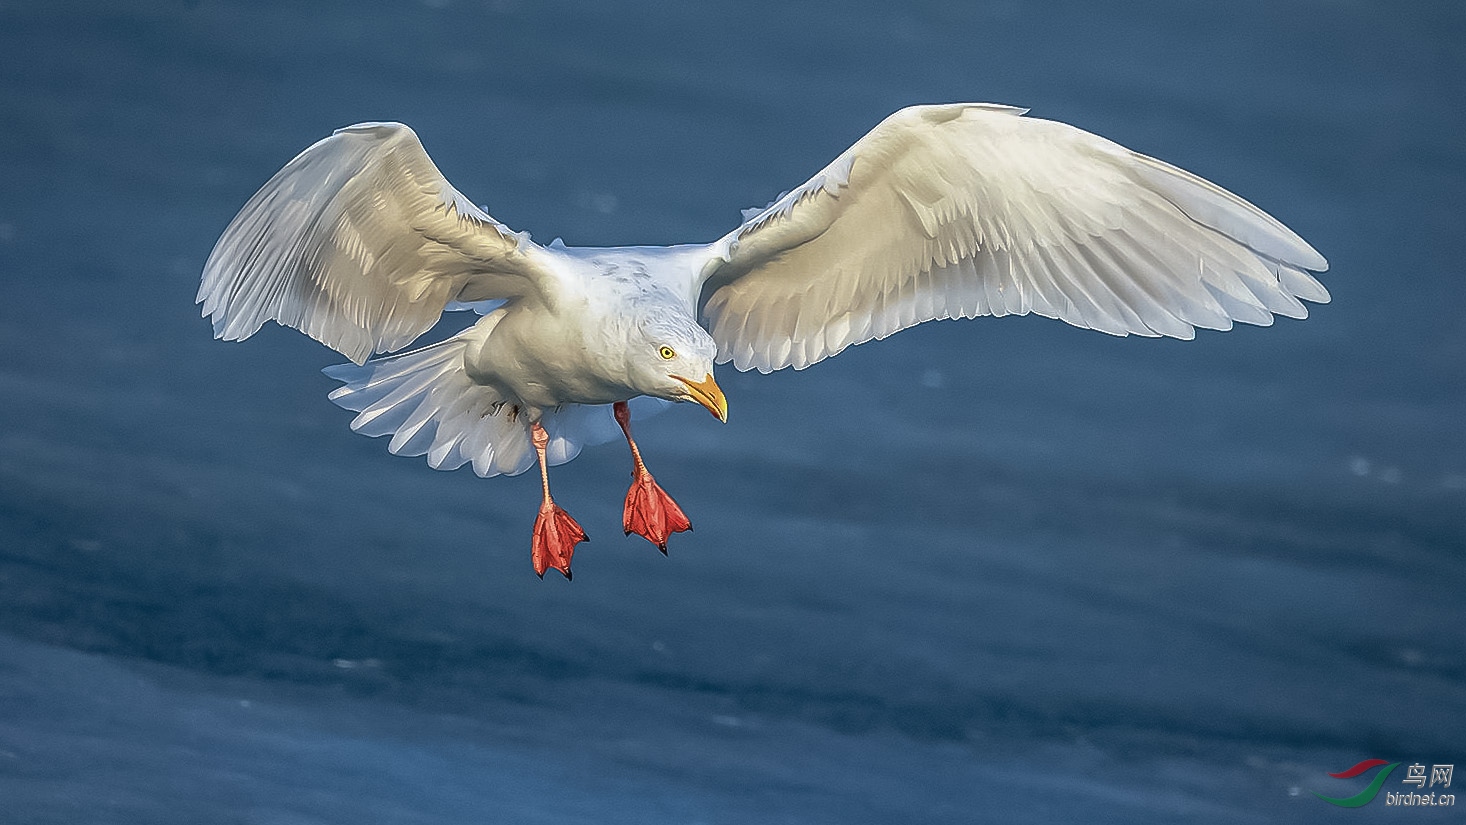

left=1314, top=759, right=1399, bottom=807
left=1314, top=759, right=1456, bottom=807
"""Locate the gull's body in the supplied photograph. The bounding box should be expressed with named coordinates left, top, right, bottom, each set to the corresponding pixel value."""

left=461, top=244, right=709, bottom=410
left=198, top=104, right=1329, bottom=578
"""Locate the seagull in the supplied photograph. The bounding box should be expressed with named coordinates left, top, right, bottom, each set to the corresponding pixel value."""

left=198, top=103, right=1329, bottom=579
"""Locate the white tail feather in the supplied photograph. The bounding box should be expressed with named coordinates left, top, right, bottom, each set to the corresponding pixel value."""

left=323, top=326, right=670, bottom=477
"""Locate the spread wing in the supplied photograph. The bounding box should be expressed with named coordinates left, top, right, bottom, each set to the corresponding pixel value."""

left=696, top=104, right=1330, bottom=373
left=199, top=122, right=562, bottom=364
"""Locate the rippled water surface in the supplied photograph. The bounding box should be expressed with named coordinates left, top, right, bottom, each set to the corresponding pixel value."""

left=1, top=1, right=1463, bottom=822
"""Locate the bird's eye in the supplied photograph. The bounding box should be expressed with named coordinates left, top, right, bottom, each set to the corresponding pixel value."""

left=658, top=345, right=676, bottom=360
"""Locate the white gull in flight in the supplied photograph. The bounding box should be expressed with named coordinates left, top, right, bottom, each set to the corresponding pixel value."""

left=198, top=103, right=1329, bottom=578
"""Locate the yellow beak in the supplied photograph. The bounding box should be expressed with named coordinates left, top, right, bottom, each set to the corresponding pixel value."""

left=672, top=373, right=728, bottom=422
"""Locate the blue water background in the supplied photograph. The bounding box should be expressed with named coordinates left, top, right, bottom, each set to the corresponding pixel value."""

left=0, top=1, right=1463, bottom=822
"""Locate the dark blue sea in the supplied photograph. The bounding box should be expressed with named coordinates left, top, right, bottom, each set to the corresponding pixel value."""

left=1, top=1, right=1462, bottom=822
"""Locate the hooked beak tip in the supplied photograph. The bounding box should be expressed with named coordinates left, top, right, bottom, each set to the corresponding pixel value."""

left=672, top=373, right=728, bottom=423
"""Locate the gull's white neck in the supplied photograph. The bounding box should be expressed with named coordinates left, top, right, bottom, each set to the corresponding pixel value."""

left=545, top=242, right=713, bottom=313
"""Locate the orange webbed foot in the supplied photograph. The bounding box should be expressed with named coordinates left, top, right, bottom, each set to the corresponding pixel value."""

left=531, top=501, right=587, bottom=580
left=623, top=471, right=692, bottom=554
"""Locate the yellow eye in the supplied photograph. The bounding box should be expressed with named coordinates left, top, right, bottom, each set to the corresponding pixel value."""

left=658, top=345, right=676, bottom=360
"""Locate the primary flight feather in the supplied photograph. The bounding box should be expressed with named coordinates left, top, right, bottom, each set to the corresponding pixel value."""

left=198, top=103, right=1328, bottom=578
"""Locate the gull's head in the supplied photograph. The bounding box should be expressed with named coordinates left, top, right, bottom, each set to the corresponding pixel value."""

left=631, top=312, right=726, bottom=422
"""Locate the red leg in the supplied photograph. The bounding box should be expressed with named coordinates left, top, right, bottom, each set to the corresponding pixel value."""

left=615, top=401, right=692, bottom=554
left=529, top=421, right=586, bottom=579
